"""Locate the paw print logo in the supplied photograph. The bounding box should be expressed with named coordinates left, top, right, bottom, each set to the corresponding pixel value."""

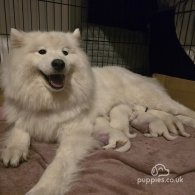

left=151, top=164, right=170, bottom=177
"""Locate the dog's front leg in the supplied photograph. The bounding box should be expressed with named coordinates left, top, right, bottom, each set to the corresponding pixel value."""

left=1, top=125, right=30, bottom=167
left=26, top=131, right=99, bottom=195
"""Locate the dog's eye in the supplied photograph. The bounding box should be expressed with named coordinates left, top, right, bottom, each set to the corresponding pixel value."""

left=62, top=49, right=68, bottom=56
left=38, top=49, right=47, bottom=55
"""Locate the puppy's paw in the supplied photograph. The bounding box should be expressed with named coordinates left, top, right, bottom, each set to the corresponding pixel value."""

left=103, top=130, right=131, bottom=152
left=1, top=146, right=28, bottom=167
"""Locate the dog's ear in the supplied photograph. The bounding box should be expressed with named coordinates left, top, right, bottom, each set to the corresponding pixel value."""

left=10, top=28, right=24, bottom=48
left=72, top=28, right=81, bottom=41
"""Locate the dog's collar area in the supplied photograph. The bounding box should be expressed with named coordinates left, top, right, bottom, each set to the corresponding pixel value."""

left=40, top=71, right=65, bottom=90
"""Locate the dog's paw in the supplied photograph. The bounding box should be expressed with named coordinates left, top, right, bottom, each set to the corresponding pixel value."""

left=1, top=146, right=28, bottom=167
left=103, top=130, right=131, bottom=152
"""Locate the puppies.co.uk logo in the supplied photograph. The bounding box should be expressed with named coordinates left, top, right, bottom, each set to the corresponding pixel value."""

left=151, top=163, right=169, bottom=177
left=137, top=163, right=183, bottom=185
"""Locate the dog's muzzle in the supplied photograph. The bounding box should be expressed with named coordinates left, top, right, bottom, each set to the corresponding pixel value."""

left=39, top=59, right=67, bottom=91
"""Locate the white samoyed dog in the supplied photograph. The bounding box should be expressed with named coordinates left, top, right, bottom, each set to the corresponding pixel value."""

left=1, top=28, right=195, bottom=195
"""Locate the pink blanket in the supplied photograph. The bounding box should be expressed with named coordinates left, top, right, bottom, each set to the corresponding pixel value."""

left=0, top=122, right=195, bottom=195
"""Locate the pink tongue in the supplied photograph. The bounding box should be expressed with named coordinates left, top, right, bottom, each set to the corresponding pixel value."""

left=48, top=75, right=64, bottom=88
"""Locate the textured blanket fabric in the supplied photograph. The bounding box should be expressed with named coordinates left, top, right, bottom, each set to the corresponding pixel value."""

left=0, top=122, right=195, bottom=195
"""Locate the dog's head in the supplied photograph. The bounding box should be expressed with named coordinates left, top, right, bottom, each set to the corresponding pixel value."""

left=2, top=29, right=94, bottom=112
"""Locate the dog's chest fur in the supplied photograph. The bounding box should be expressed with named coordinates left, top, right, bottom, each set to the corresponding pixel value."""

left=5, top=102, right=85, bottom=142
left=24, top=113, right=61, bottom=142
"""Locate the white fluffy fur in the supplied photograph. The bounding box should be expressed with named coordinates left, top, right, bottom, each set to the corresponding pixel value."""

left=1, top=29, right=98, bottom=195
left=106, top=104, right=191, bottom=142
left=109, top=104, right=137, bottom=138
left=94, top=116, right=132, bottom=152
left=130, top=105, right=180, bottom=140
left=1, top=29, right=195, bottom=195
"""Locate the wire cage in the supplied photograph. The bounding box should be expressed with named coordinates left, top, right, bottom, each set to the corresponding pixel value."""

left=175, top=0, right=195, bottom=62
left=0, top=0, right=194, bottom=78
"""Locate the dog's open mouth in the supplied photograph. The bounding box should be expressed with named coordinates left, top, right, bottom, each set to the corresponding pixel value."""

left=40, top=71, right=65, bottom=90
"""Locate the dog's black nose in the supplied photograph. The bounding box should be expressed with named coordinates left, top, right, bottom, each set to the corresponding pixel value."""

left=51, top=59, right=65, bottom=72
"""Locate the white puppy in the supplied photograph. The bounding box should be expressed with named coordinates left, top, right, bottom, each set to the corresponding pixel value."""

left=109, top=104, right=137, bottom=138
left=147, top=108, right=190, bottom=137
left=130, top=105, right=178, bottom=140
left=93, top=104, right=136, bottom=152
left=94, top=116, right=132, bottom=152
left=130, top=105, right=191, bottom=139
